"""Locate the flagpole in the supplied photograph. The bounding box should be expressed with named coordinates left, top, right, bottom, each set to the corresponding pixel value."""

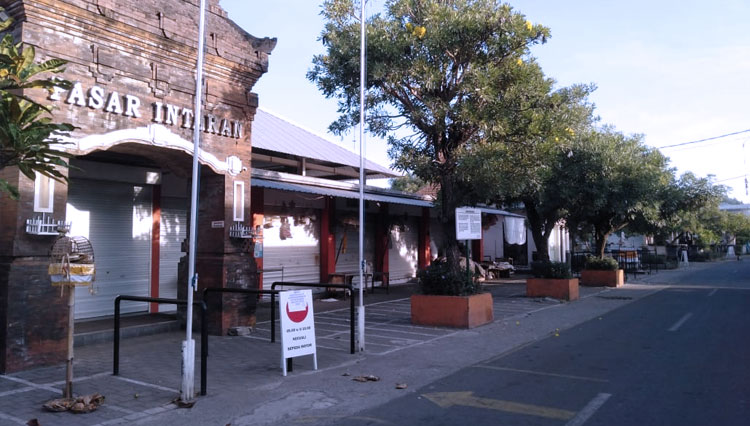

left=182, top=0, right=207, bottom=403
left=357, top=0, right=366, bottom=352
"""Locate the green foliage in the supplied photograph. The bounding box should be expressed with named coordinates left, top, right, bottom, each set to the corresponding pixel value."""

left=309, top=0, right=551, bottom=273
left=417, top=259, right=480, bottom=296
left=0, top=8, right=75, bottom=199
left=530, top=260, right=572, bottom=279
left=550, top=126, right=672, bottom=257
left=390, top=173, right=426, bottom=194
left=584, top=256, right=618, bottom=271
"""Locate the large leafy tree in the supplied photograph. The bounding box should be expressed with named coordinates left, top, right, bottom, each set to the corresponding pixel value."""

left=457, top=69, right=596, bottom=261
left=653, top=172, right=726, bottom=245
left=0, top=9, right=74, bottom=199
left=552, top=127, right=672, bottom=258
left=309, top=0, right=549, bottom=277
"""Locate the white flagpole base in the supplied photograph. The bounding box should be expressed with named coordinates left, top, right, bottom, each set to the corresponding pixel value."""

left=357, top=305, right=365, bottom=351
left=181, top=339, right=195, bottom=401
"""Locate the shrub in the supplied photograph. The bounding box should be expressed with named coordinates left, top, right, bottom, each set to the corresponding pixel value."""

left=530, top=261, right=572, bottom=279
left=584, top=256, right=619, bottom=271
left=417, top=259, right=481, bottom=296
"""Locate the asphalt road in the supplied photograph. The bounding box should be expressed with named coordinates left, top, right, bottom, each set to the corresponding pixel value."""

left=329, top=260, right=750, bottom=426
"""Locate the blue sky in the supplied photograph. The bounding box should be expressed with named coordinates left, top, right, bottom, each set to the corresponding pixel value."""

left=220, top=0, right=750, bottom=202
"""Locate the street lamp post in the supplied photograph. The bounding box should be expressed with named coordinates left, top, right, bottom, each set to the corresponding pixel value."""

left=182, top=0, right=207, bottom=403
left=357, top=0, right=366, bottom=352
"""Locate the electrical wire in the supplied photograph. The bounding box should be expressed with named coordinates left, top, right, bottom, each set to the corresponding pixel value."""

left=657, top=128, right=750, bottom=149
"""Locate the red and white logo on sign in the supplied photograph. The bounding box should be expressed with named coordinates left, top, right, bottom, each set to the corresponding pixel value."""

left=286, top=302, right=309, bottom=323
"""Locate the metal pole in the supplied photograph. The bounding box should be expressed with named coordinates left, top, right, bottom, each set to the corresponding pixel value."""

left=64, top=286, right=74, bottom=398
left=182, top=0, right=207, bottom=403
left=357, top=0, right=366, bottom=353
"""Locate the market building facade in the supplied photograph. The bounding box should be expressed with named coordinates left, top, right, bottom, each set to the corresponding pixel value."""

left=0, top=0, right=531, bottom=374
left=0, top=0, right=275, bottom=373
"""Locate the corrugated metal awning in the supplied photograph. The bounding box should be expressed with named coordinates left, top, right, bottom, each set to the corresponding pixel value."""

left=253, top=178, right=432, bottom=208
left=477, top=207, right=525, bottom=218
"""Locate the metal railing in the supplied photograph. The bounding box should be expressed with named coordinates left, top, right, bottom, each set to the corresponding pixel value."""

left=201, top=287, right=281, bottom=344
left=270, top=282, right=355, bottom=354
left=113, top=295, right=208, bottom=396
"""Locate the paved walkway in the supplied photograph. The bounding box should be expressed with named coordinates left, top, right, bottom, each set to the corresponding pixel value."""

left=0, top=280, right=617, bottom=426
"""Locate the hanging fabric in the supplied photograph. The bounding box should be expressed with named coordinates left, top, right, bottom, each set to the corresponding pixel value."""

left=504, top=217, right=526, bottom=245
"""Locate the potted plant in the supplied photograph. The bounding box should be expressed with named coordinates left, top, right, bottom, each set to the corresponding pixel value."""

left=411, top=259, right=494, bottom=328
left=526, top=261, right=579, bottom=301
left=580, top=256, right=623, bottom=287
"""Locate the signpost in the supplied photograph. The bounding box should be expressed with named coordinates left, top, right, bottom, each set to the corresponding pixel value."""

left=279, top=290, right=317, bottom=376
left=455, top=208, right=482, bottom=283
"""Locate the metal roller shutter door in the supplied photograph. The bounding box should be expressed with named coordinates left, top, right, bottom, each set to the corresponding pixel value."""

left=67, top=179, right=152, bottom=319
left=158, top=196, right=187, bottom=311
left=262, top=213, right=320, bottom=289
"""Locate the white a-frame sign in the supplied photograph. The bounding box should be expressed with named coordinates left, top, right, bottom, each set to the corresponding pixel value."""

left=279, top=289, right=318, bottom=376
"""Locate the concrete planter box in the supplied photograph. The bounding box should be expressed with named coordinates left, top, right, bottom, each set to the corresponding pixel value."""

left=580, top=269, right=624, bottom=287
left=411, top=293, right=494, bottom=328
left=526, top=278, right=579, bottom=301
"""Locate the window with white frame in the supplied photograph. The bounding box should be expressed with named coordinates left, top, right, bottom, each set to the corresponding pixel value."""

left=33, top=172, right=54, bottom=213
left=233, top=180, right=244, bottom=222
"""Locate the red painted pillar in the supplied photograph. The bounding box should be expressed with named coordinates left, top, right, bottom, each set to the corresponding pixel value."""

left=150, top=185, right=161, bottom=313
left=251, top=186, right=264, bottom=289
left=320, top=197, right=336, bottom=282
left=418, top=207, right=431, bottom=269
left=375, top=204, right=389, bottom=274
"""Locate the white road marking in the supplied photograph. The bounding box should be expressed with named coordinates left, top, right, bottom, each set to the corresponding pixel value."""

left=565, top=393, right=612, bottom=426
left=668, top=312, right=693, bottom=332
left=708, top=288, right=718, bottom=297
left=113, top=376, right=176, bottom=393
left=474, top=365, right=609, bottom=383
left=0, top=410, right=25, bottom=425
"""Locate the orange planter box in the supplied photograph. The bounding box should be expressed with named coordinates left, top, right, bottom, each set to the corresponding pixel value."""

left=580, top=269, right=624, bottom=287
left=411, top=293, right=494, bottom=328
left=526, top=278, right=579, bottom=301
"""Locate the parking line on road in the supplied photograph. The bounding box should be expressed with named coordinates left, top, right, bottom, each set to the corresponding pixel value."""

left=708, top=289, right=718, bottom=297
left=0, top=410, right=25, bottom=425
left=668, top=312, right=693, bottom=332
left=474, top=365, right=609, bottom=383
left=565, top=393, right=612, bottom=426
left=114, top=376, right=176, bottom=393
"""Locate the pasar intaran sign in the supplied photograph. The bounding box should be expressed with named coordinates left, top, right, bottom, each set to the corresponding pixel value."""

left=50, top=82, right=243, bottom=139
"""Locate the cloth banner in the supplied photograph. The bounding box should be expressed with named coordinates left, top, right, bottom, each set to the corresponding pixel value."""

left=504, top=217, right=526, bottom=245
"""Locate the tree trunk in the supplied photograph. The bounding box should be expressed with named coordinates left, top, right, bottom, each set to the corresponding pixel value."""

left=595, top=230, right=611, bottom=258
left=524, top=200, right=550, bottom=262
left=439, top=173, right=461, bottom=274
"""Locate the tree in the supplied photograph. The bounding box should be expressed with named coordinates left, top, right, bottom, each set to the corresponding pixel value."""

left=390, top=172, right=426, bottom=194
left=309, top=0, right=550, bottom=279
left=456, top=71, right=596, bottom=261
left=553, top=127, right=672, bottom=258
left=653, top=172, right=726, bottom=245
left=0, top=9, right=74, bottom=199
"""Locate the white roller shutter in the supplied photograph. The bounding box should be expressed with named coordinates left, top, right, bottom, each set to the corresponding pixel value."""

left=158, top=196, right=187, bottom=311
left=262, top=213, right=320, bottom=289
left=67, top=179, right=152, bottom=319
left=388, top=217, right=419, bottom=283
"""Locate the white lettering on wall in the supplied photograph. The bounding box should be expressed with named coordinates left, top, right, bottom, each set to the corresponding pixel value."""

left=206, top=114, right=218, bottom=134
left=165, top=104, right=180, bottom=125
left=88, top=86, right=105, bottom=109
left=105, top=91, right=123, bottom=114
left=66, top=82, right=86, bottom=106
left=51, top=82, right=243, bottom=139
left=124, top=95, right=141, bottom=118
left=153, top=102, right=164, bottom=123
left=233, top=121, right=243, bottom=139
left=220, top=119, right=231, bottom=137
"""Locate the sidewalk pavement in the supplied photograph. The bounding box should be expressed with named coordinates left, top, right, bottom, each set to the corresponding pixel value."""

left=0, top=279, right=665, bottom=426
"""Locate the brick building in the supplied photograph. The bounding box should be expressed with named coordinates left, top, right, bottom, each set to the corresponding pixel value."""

left=0, top=0, right=275, bottom=373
